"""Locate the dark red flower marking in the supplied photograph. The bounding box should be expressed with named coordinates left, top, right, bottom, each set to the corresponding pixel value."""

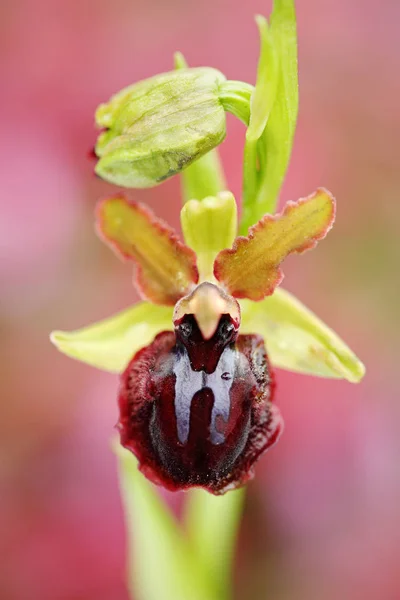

left=117, top=312, right=283, bottom=494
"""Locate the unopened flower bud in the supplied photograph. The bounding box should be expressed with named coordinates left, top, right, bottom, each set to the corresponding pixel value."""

left=95, top=68, right=227, bottom=188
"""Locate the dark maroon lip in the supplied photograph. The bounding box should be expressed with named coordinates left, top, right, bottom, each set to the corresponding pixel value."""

left=116, top=315, right=283, bottom=495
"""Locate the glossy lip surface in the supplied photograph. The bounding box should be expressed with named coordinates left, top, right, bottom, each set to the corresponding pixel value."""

left=117, top=313, right=283, bottom=494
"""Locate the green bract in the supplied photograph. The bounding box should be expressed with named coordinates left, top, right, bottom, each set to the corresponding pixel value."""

left=240, top=2, right=299, bottom=233
left=95, top=68, right=227, bottom=188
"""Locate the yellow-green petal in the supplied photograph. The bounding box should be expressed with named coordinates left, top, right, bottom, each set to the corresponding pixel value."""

left=50, top=303, right=173, bottom=373
left=181, top=192, right=237, bottom=280
left=240, top=288, right=365, bottom=383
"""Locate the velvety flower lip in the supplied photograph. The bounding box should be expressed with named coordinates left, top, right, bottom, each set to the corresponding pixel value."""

left=112, top=279, right=283, bottom=494
left=117, top=320, right=282, bottom=494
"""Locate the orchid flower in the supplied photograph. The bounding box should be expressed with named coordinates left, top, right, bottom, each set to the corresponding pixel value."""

left=51, top=1, right=364, bottom=499
left=51, top=187, right=363, bottom=495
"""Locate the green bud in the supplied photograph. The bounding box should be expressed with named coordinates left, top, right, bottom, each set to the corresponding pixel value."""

left=95, top=68, right=227, bottom=188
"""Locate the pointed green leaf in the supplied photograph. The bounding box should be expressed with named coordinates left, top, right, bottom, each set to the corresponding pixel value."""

left=181, top=191, right=237, bottom=280
left=184, top=488, right=245, bottom=600
left=246, top=15, right=279, bottom=142
left=240, top=0, right=298, bottom=233
left=174, top=52, right=227, bottom=202
left=50, top=303, right=173, bottom=373
left=240, top=288, right=365, bottom=382
left=116, top=444, right=218, bottom=600
left=242, top=15, right=279, bottom=216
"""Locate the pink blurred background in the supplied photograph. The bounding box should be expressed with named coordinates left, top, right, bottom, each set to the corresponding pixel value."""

left=1, top=0, right=399, bottom=598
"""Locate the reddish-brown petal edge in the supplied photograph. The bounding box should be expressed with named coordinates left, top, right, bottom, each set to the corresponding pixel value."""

left=214, top=188, right=336, bottom=301
left=96, top=196, right=199, bottom=305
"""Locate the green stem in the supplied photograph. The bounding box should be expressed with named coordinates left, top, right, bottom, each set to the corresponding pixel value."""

left=242, top=137, right=259, bottom=223
left=184, top=487, right=246, bottom=600
left=218, top=80, right=253, bottom=126
left=116, top=444, right=219, bottom=600
left=239, top=128, right=272, bottom=235
left=220, top=80, right=272, bottom=234
left=181, top=150, right=227, bottom=203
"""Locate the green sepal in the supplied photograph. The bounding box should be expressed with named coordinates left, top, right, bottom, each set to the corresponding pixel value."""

left=240, top=288, right=365, bottom=382
left=180, top=191, right=237, bottom=280
left=50, top=302, right=173, bottom=373
left=95, top=68, right=227, bottom=188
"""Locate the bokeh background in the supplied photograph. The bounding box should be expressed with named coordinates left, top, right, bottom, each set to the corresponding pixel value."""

left=1, top=0, right=399, bottom=598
